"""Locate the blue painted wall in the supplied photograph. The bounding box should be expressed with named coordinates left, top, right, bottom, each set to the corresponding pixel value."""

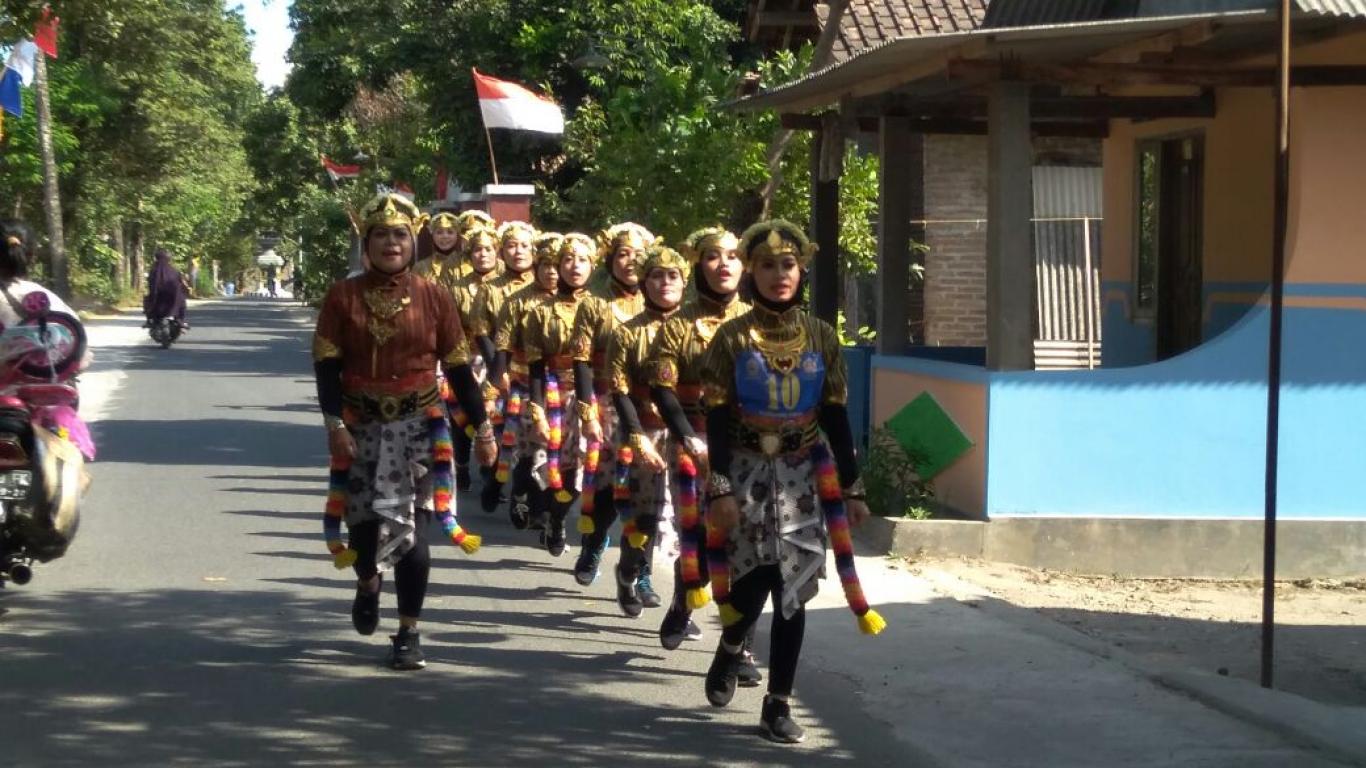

left=987, top=299, right=1366, bottom=520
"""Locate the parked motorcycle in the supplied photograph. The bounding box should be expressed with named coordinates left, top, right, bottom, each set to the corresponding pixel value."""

left=148, top=317, right=183, bottom=349
left=0, top=291, right=91, bottom=588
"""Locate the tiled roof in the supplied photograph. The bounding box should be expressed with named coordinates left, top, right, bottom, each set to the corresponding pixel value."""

left=982, top=0, right=1366, bottom=29
left=817, top=0, right=990, bottom=62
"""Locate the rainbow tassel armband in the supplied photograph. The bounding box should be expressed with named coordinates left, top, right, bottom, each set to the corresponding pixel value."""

left=429, top=405, right=480, bottom=555
left=324, top=453, right=357, bottom=570
left=613, top=444, right=649, bottom=549
left=677, top=453, right=710, bottom=609
left=495, top=385, right=524, bottom=483
left=546, top=374, right=570, bottom=502
left=577, top=436, right=602, bottom=534
left=813, top=443, right=887, bottom=636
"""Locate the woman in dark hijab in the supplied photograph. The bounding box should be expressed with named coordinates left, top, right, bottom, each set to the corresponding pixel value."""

left=144, top=249, right=189, bottom=329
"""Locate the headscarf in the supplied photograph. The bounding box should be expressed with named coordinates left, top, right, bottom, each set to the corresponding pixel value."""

left=145, top=249, right=186, bottom=320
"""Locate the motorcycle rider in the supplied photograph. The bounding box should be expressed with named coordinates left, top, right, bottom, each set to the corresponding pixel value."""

left=144, top=249, right=190, bottom=331
left=0, top=221, right=83, bottom=343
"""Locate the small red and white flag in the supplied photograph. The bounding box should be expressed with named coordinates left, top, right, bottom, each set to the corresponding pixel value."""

left=321, top=155, right=361, bottom=182
left=472, top=68, right=564, bottom=135
left=34, top=7, right=59, bottom=59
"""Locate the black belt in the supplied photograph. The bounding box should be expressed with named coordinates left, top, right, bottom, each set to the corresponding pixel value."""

left=343, top=385, right=441, bottom=423
left=733, top=417, right=821, bottom=456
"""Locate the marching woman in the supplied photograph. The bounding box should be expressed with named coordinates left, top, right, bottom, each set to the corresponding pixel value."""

left=445, top=222, right=504, bottom=490
left=313, top=193, right=498, bottom=670
left=601, top=244, right=688, bottom=616
left=569, top=223, right=650, bottom=593
left=474, top=220, right=538, bottom=513
left=648, top=227, right=757, bottom=683
left=698, top=220, right=885, bottom=742
left=491, top=233, right=562, bottom=529
left=524, top=233, right=597, bottom=556
left=414, top=211, right=465, bottom=291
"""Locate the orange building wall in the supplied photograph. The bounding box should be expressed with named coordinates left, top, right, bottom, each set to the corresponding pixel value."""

left=1286, top=88, right=1366, bottom=285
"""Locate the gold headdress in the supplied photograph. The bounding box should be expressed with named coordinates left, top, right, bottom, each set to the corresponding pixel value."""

left=533, top=232, right=565, bottom=267
left=560, top=232, right=598, bottom=266
left=361, top=193, right=429, bottom=235
left=462, top=223, right=499, bottom=257
left=595, top=222, right=654, bottom=262
left=680, top=226, right=739, bottom=265
left=456, top=209, right=496, bottom=235
left=428, top=211, right=461, bottom=231
left=737, top=219, right=817, bottom=268
left=498, top=220, right=538, bottom=245
left=637, top=244, right=691, bottom=282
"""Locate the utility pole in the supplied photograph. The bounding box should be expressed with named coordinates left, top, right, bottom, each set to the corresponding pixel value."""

left=33, top=52, right=67, bottom=296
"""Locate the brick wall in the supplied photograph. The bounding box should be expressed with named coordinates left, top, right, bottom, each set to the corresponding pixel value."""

left=923, top=135, right=990, bottom=346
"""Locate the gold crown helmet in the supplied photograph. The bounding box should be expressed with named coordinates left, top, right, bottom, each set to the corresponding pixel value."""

left=533, top=232, right=566, bottom=267
left=680, top=226, right=740, bottom=265
left=637, top=244, right=692, bottom=282
left=737, top=219, right=817, bottom=269
left=560, top=232, right=598, bottom=266
left=456, top=209, right=496, bottom=235
left=497, top=220, right=538, bottom=248
left=596, top=222, right=654, bottom=262
left=428, top=211, right=461, bottom=232
left=361, top=193, right=429, bottom=236
left=462, top=223, right=499, bottom=257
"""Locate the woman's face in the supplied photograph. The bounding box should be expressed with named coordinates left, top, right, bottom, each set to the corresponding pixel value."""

left=535, top=260, right=559, bottom=291
left=645, top=267, right=684, bottom=309
left=560, top=245, right=593, bottom=288
left=367, top=226, right=413, bottom=274
left=611, top=244, right=641, bottom=287
left=469, top=238, right=499, bottom=274
left=752, top=252, right=801, bottom=304
left=431, top=224, right=459, bottom=253
left=503, top=233, right=534, bottom=272
left=699, top=245, right=741, bottom=295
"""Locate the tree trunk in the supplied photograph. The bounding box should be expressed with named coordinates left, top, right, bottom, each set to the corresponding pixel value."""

left=33, top=54, right=68, bottom=297
left=111, top=222, right=125, bottom=296
left=130, top=220, right=145, bottom=294
left=758, top=0, right=851, bottom=218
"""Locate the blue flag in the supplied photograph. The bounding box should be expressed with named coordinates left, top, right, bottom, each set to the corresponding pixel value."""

left=0, top=67, right=21, bottom=117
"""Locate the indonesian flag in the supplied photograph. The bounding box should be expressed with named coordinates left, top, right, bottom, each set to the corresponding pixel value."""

left=473, top=68, right=564, bottom=135
left=321, top=154, right=361, bottom=182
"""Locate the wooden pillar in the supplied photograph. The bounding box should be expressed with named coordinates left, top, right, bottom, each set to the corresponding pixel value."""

left=986, top=82, right=1035, bottom=370
left=810, top=114, right=841, bottom=324
left=876, top=115, right=913, bottom=355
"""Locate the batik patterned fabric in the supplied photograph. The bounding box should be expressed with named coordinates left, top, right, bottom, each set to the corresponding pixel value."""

left=345, top=412, right=434, bottom=567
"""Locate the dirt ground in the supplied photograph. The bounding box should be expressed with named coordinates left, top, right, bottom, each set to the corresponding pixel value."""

left=907, top=555, right=1366, bottom=708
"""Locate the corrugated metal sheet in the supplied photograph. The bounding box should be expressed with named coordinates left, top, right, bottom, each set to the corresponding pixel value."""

left=983, top=0, right=1127, bottom=29
left=1033, top=166, right=1104, bottom=218
left=1296, top=0, right=1366, bottom=17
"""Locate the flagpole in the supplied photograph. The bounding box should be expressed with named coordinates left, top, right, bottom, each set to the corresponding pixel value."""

left=484, top=125, right=501, bottom=185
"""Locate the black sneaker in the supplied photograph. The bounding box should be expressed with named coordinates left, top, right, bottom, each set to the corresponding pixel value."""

left=658, top=605, right=690, bottom=650
left=704, top=644, right=741, bottom=707
left=615, top=564, right=643, bottom=618
left=545, top=518, right=567, bottom=557
left=737, top=651, right=763, bottom=688
left=685, top=619, right=704, bottom=641
left=351, top=575, right=381, bottom=636
left=480, top=481, right=502, bottom=514
left=455, top=465, right=472, bottom=492
left=573, top=540, right=606, bottom=586
left=390, top=627, right=426, bottom=670
left=759, top=696, right=805, bottom=744
left=636, top=572, right=662, bottom=609
left=509, top=495, right=530, bottom=529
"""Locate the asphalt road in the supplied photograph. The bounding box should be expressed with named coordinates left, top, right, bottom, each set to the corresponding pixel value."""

left=0, top=299, right=913, bottom=767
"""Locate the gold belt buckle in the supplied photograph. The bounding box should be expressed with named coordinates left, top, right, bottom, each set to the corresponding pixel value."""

left=378, top=395, right=402, bottom=421
left=759, top=432, right=781, bottom=456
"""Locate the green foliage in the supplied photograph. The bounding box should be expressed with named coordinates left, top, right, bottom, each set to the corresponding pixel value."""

left=860, top=427, right=935, bottom=519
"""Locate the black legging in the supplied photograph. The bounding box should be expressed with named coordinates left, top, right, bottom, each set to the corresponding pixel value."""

left=581, top=486, right=616, bottom=551
left=350, top=511, right=432, bottom=620
left=618, top=511, right=658, bottom=581
left=453, top=428, right=472, bottom=468
left=721, top=564, right=806, bottom=697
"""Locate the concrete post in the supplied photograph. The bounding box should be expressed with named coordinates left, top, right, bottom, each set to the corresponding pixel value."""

left=986, top=82, right=1035, bottom=371
left=876, top=115, right=914, bottom=355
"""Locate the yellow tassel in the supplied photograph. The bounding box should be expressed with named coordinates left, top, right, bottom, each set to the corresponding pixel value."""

left=718, top=602, right=743, bottom=627
left=555, top=489, right=572, bottom=503
left=627, top=531, right=649, bottom=549
left=686, top=586, right=712, bottom=610
left=459, top=533, right=482, bottom=555
left=577, top=516, right=595, bottom=535
left=332, top=549, right=358, bottom=570
left=858, top=609, right=887, bottom=636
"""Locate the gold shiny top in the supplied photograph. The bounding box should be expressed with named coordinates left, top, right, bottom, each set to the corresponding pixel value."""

left=570, top=280, right=643, bottom=374
left=498, top=220, right=537, bottom=245
left=605, top=306, right=677, bottom=428
left=699, top=303, right=847, bottom=409
left=524, top=288, right=590, bottom=376
left=361, top=193, right=428, bottom=234
left=650, top=294, right=751, bottom=400
left=428, top=211, right=460, bottom=231
left=462, top=223, right=500, bottom=258
left=560, top=232, right=598, bottom=267
left=533, top=232, right=566, bottom=267
left=414, top=253, right=472, bottom=292
left=450, top=265, right=502, bottom=353
left=495, top=281, right=555, bottom=355
left=738, top=219, right=817, bottom=268
left=473, top=268, right=534, bottom=339
left=456, top=209, right=496, bottom=234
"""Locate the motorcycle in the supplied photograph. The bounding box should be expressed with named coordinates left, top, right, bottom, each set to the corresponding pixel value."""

left=148, top=317, right=183, bottom=349
left=0, top=290, right=91, bottom=588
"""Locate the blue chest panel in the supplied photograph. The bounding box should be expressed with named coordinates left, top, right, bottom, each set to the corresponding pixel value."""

left=735, top=350, right=824, bottom=418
